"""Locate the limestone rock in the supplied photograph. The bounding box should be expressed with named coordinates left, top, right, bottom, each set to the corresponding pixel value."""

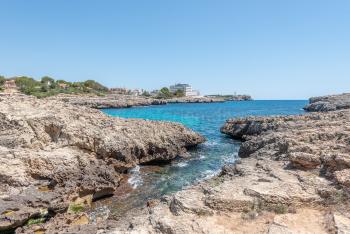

left=47, top=93, right=167, bottom=109
left=0, top=95, right=204, bottom=232
left=333, top=213, right=350, bottom=234
left=334, top=169, right=350, bottom=188
left=304, top=93, right=350, bottom=112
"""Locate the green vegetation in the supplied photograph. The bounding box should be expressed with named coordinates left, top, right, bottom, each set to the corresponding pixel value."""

left=83, top=80, right=108, bottom=92
left=0, top=75, right=5, bottom=91
left=142, top=91, right=151, bottom=97
left=173, top=89, right=185, bottom=97
left=68, top=203, right=85, bottom=214
left=0, top=75, right=5, bottom=86
left=159, top=87, right=172, bottom=98
left=0, top=75, right=109, bottom=98
left=26, top=217, right=46, bottom=226
left=156, top=87, right=185, bottom=99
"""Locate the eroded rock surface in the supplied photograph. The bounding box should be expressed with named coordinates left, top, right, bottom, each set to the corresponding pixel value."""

left=0, top=95, right=204, bottom=232
left=304, top=93, right=350, bottom=112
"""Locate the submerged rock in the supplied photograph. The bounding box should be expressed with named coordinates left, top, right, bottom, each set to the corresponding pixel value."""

left=0, top=95, right=204, bottom=232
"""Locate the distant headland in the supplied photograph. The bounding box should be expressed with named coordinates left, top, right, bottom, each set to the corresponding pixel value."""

left=0, top=75, right=252, bottom=108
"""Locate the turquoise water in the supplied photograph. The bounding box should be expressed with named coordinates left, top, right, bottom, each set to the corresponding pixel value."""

left=101, top=100, right=307, bottom=215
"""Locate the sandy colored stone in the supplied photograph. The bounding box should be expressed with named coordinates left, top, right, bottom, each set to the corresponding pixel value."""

left=333, top=213, right=350, bottom=234
left=0, top=94, right=204, bottom=232
left=304, top=93, right=350, bottom=112
left=334, top=169, right=350, bottom=188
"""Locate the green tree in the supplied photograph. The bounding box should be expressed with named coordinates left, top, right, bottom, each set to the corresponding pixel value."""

left=41, top=76, right=55, bottom=85
left=159, top=87, right=173, bottom=98
left=72, top=82, right=83, bottom=88
left=142, top=91, right=151, bottom=97
left=83, top=80, right=108, bottom=92
left=15, top=76, right=40, bottom=94
left=40, top=76, right=55, bottom=91
left=0, top=76, right=5, bottom=86
left=174, top=89, right=185, bottom=97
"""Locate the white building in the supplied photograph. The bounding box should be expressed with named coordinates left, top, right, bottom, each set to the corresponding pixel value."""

left=130, top=88, right=144, bottom=96
left=169, top=83, right=200, bottom=97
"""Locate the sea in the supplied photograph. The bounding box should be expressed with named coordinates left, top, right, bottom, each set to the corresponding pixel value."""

left=98, top=100, right=307, bottom=216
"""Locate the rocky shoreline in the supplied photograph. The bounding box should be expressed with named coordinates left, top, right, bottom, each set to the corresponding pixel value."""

left=3, top=93, right=350, bottom=233
left=166, top=96, right=225, bottom=104
left=47, top=94, right=167, bottom=109
left=46, top=94, right=252, bottom=109
left=106, top=95, right=350, bottom=233
left=0, top=95, right=205, bottom=233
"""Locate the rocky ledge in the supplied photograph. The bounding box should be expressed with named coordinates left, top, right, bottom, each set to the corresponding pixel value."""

left=166, top=96, right=225, bottom=104
left=107, top=104, right=350, bottom=233
left=304, top=93, right=350, bottom=112
left=47, top=94, right=167, bottom=109
left=0, top=95, right=204, bottom=233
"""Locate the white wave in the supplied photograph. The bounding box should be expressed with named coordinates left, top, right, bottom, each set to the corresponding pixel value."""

left=128, top=165, right=143, bottom=189
left=202, top=169, right=220, bottom=180
left=204, top=141, right=219, bottom=147
left=199, top=155, right=206, bottom=159
left=223, top=152, right=238, bottom=164
left=175, top=162, right=188, bottom=167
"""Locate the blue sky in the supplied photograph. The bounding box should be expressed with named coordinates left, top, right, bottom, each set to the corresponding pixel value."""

left=0, top=0, right=349, bottom=99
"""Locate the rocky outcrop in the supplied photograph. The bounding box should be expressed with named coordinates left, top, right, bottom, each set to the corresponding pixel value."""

left=166, top=96, right=225, bottom=103
left=47, top=94, right=167, bottom=109
left=0, top=95, right=204, bottom=232
left=221, top=111, right=350, bottom=187
left=225, top=95, right=252, bottom=101
left=205, top=94, right=253, bottom=101
left=304, top=93, right=350, bottom=112
left=48, top=94, right=250, bottom=108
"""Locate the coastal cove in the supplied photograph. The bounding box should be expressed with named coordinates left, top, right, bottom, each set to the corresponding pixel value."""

left=99, top=100, right=308, bottom=216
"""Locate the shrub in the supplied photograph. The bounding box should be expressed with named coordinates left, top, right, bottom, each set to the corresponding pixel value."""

left=68, top=204, right=85, bottom=214
left=157, top=87, right=173, bottom=99
left=174, top=89, right=185, bottom=97
left=83, top=80, right=108, bottom=92
left=26, top=217, right=46, bottom=226
left=0, top=76, right=5, bottom=86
